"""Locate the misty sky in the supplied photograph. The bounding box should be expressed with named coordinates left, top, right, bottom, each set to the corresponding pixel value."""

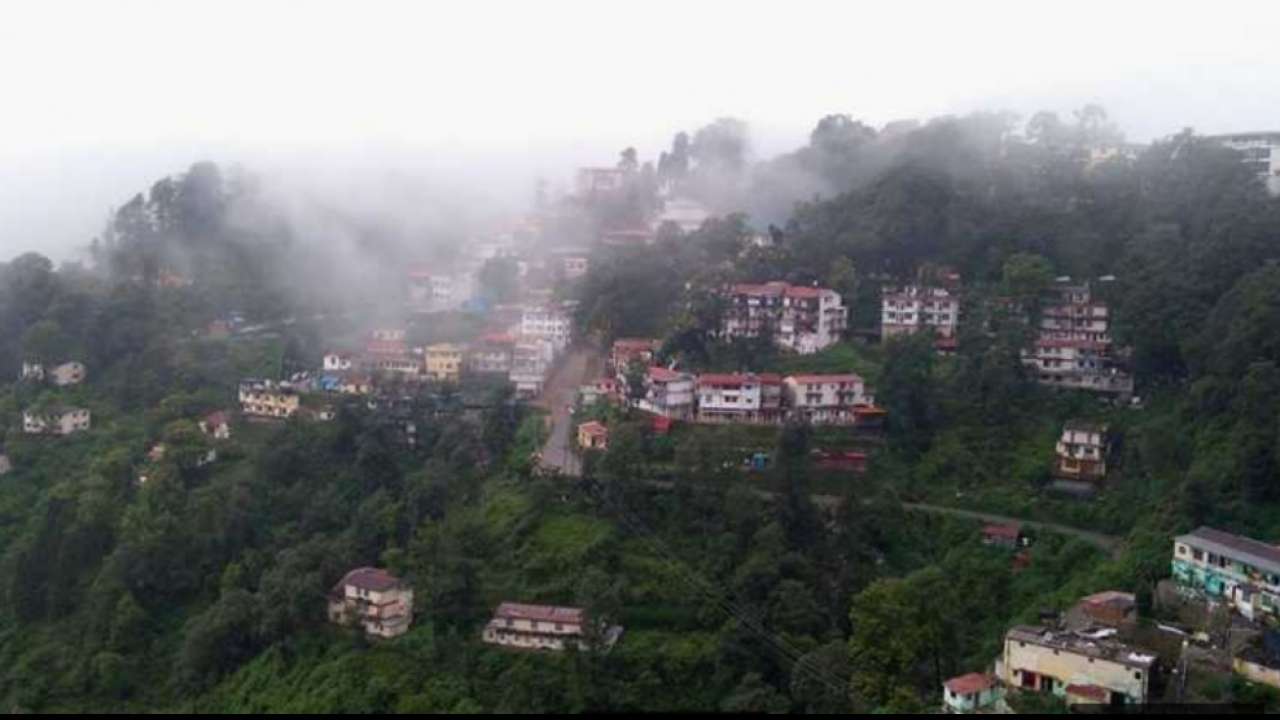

left=3, top=0, right=1279, bottom=261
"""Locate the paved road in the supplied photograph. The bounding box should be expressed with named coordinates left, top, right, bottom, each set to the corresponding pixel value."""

left=644, top=480, right=1120, bottom=555
left=535, top=346, right=598, bottom=475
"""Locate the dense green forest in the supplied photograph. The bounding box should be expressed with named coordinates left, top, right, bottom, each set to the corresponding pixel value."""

left=3, top=107, right=1280, bottom=712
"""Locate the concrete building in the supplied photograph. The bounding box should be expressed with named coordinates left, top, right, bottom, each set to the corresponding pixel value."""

left=783, top=373, right=870, bottom=425
left=1171, top=526, right=1280, bottom=621
left=942, top=672, right=1002, bottom=713
left=199, top=410, right=231, bottom=440
left=1055, top=421, right=1109, bottom=483
left=327, top=567, right=414, bottom=639
left=638, top=366, right=695, bottom=419
left=468, top=334, right=515, bottom=375
left=1207, top=131, right=1280, bottom=195
left=481, top=602, right=621, bottom=652
left=521, top=305, right=572, bottom=352
left=696, top=373, right=783, bottom=424
left=1000, top=625, right=1156, bottom=706
left=23, top=407, right=91, bottom=435
left=510, top=339, right=555, bottom=399
left=425, top=343, right=464, bottom=382
left=982, top=522, right=1023, bottom=549
left=238, top=379, right=300, bottom=419
left=1023, top=281, right=1133, bottom=397
left=323, top=352, right=354, bottom=372
left=722, top=282, right=847, bottom=354
left=653, top=196, right=711, bottom=233
left=881, top=285, right=960, bottom=339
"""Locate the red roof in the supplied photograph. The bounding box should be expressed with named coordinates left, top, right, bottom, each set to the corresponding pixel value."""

left=983, top=523, right=1021, bottom=539
left=335, top=567, right=404, bottom=593
left=578, top=421, right=608, bottom=438
left=698, top=373, right=758, bottom=387
left=787, top=373, right=863, bottom=385
left=944, top=672, right=995, bottom=695
left=493, top=602, right=584, bottom=624
left=1066, top=684, right=1108, bottom=702
left=757, top=373, right=782, bottom=384
left=203, top=410, right=229, bottom=428
left=652, top=415, right=673, bottom=434
left=648, top=366, right=685, bottom=382
left=783, top=285, right=826, bottom=299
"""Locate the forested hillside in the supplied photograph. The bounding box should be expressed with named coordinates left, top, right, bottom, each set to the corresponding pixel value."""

left=3, top=107, right=1280, bottom=712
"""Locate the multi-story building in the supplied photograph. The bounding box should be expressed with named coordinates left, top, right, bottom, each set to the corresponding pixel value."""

left=1206, top=132, right=1280, bottom=195
left=468, top=334, right=515, bottom=375
left=326, top=567, right=414, bottom=639
left=722, top=282, right=847, bottom=355
left=481, top=602, right=621, bottom=651
left=695, top=373, right=784, bottom=424
left=881, top=285, right=960, bottom=339
left=782, top=373, right=871, bottom=425
left=1000, top=625, right=1156, bottom=706
left=424, top=343, right=464, bottom=382
left=638, top=367, right=695, bottom=419
left=1054, top=421, right=1109, bottom=483
left=510, top=339, right=555, bottom=399
left=238, top=379, right=301, bottom=419
left=22, top=407, right=91, bottom=435
left=199, top=410, right=231, bottom=440
left=652, top=196, right=711, bottom=233
left=1023, top=281, right=1133, bottom=397
left=1171, top=526, right=1280, bottom=621
left=576, top=167, right=625, bottom=197
left=521, top=305, right=572, bottom=352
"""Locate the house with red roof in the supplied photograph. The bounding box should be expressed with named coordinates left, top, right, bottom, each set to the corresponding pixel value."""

left=942, top=672, right=1001, bottom=713
left=198, top=410, right=231, bottom=440
left=609, top=338, right=661, bottom=376
left=481, top=602, right=622, bottom=651
left=577, top=421, right=609, bottom=451
left=981, top=522, right=1023, bottom=549
left=327, top=567, right=414, bottom=638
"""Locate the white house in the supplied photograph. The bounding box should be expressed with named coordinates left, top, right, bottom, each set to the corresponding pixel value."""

left=722, top=282, right=848, bottom=354
left=327, top=567, right=414, bottom=639
left=638, top=367, right=695, bottom=419
left=783, top=373, right=870, bottom=425
left=23, top=407, right=91, bottom=435
left=520, top=305, right=572, bottom=352
left=481, top=602, right=621, bottom=652
left=881, top=285, right=960, bottom=339
left=323, top=352, right=354, bottom=372
left=695, top=373, right=784, bottom=424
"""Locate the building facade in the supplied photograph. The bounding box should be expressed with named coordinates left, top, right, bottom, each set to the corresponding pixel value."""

left=942, top=672, right=1002, bottom=713
left=1207, top=132, right=1280, bottom=195
left=521, top=306, right=572, bottom=352
left=481, top=602, right=621, bottom=651
left=49, top=361, right=86, bottom=386
left=1171, top=526, right=1280, bottom=621
left=1022, top=281, right=1133, bottom=397
left=22, top=407, right=91, bottom=435
left=238, top=379, right=301, bottom=419
left=783, top=373, right=870, bottom=425
left=327, top=567, right=414, bottom=639
left=722, top=282, right=847, bottom=355
left=1055, top=421, right=1109, bottom=482
left=881, top=285, right=960, bottom=339
left=695, top=373, right=782, bottom=424
left=425, top=343, right=464, bottom=382
left=1000, top=625, right=1155, bottom=706
left=639, top=367, right=695, bottom=419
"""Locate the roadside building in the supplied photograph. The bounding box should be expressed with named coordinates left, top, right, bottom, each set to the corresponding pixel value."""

left=327, top=567, right=414, bottom=639
left=521, top=305, right=572, bottom=353
left=577, top=421, right=609, bottom=451
left=1000, top=625, right=1156, bottom=705
left=1171, top=526, right=1280, bottom=621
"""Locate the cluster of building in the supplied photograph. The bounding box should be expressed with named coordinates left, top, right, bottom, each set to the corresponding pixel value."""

left=1021, top=280, right=1134, bottom=397
left=594, top=339, right=885, bottom=429
left=22, top=406, right=91, bottom=436
left=326, top=566, right=621, bottom=651
left=138, top=410, right=230, bottom=484
left=719, top=281, right=848, bottom=355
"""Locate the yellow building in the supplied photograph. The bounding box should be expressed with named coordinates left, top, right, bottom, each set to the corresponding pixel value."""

left=1000, top=625, right=1155, bottom=707
left=425, top=343, right=464, bottom=382
left=238, top=380, right=301, bottom=419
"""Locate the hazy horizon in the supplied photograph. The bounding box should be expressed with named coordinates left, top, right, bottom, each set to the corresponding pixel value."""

left=5, top=0, right=1280, bottom=261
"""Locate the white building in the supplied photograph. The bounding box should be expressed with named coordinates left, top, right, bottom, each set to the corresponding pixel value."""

left=49, top=362, right=86, bottom=386
left=510, top=339, right=555, bottom=399
left=653, top=197, right=712, bottom=233
left=23, top=407, right=91, bottom=435
left=783, top=373, right=871, bottom=425
left=722, top=282, right=848, bottom=355
left=327, top=567, right=414, bottom=639
left=481, top=602, right=621, bottom=652
left=521, top=305, right=572, bottom=352
left=881, top=285, right=960, bottom=339
left=238, top=379, right=301, bottom=419
left=323, top=352, right=354, bottom=372
left=1207, top=131, right=1280, bottom=194
left=638, top=367, right=695, bottom=419
left=1055, top=421, right=1109, bottom=483
left=696, top=373, right=784, bottom=424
